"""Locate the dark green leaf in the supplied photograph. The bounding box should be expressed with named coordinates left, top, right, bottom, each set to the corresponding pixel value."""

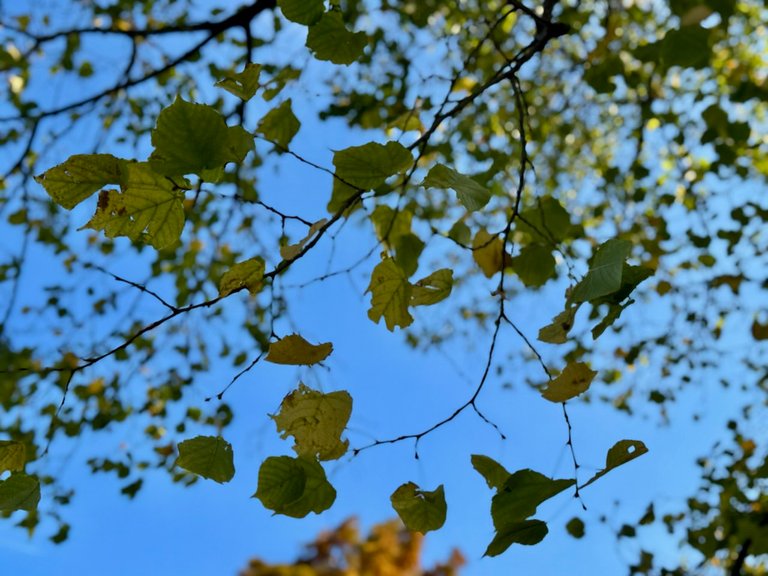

left=306, top=11, right=367, bottom=65
left=0, top=473, right=41, bottom=512
left=390, top=482, right=447, bottom=534
left=278, top=0, right=324, bottom=25
left=485, top=520, right=548, bottom=556
left=582, top=440, right=649, bottom=489
left=471, top=454, right=511, bottom=490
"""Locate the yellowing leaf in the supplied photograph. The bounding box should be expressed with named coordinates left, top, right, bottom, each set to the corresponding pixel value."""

left=271, top=383, right=352, bottom=461
left=278, top=0, right=324, bottom=25
left=0, top=441, right=26, bottom=474
left=215, top=63, right=261, bottom=101
left=422, top=164, right=491, bottom=212
left=266, top=334, right=333, bottom=365
left=256, top=99, right=300, bottom=148
left=219, top=257, right=266, bottom=296
left=540, top=362, right=597, bottom=403
left=367, top=256, right=413, bottom=331
left=35, top=153, right=124, bottom=209
left=306, top=11, right=367, bottom=65
left=411, top=268, right=453, bottom=306
left=175, top=435, right=235, bottom=483
left=254, top=455, right=336, bottom=517
left=333, top=141, right=412, bottom=190
left=390, top=482, right=447, bottom=534
left=473, top=229, right=506, bottom=278
left=581, top=440, right=649, bottom=489
left=280, top=219, right=327, bottom=261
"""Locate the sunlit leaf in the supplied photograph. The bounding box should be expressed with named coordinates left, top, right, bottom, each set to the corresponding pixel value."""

left=390, top=482, right=446, bottom=534
left=35, top=154, right=123, bottom=209
left=581, top=440, right=649, bottom=489
left=254, top=455, right=336, bottom=518
left=256, top=99, right=300, bottom=148
left=540, top=362, right=597, bottom=403
left=175, top=435, right=235, bottom=483
left=421, top=164, right=491, bottom=212
left=0, top=441, right=26, bottom=474
left=271, top=383, right=351, bottom=460
left=333, top=141, right=412, bottom=190
left=570, top=239, right=632, bottom=303
left=411, top=269, right=453, bottom=306
left=473, top=229, right=507, bottom=278
left=367, top=256, right=413, bottom=331
left=266, top=335, right=333, bottom=366
left=215, top=63, right=261, bottom=101
left=0, top=473, right=40, bottom=512
left=306, top=11, right=367, bottom=65
left=219, top=257, right=265, bottom=297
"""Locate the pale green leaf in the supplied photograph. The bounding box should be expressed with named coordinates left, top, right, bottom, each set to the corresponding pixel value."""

left=538, top=307, right=577, bottom=344
left=581, top=440, right=649, bottom=489
left=254, top=455, right=336, bottom=518
left=540, top=362, right=597, bottom=403
left=370, top=205, right=412, bottom=246
left=256, top=99, right=300, bottom=148
left=266, top=335, right=333, bottom=366
left=485, top=520, right=548, bottom=556
left=390, top=482, right=447, bottom=534
left=471, top=454, right=511, bottom=490
left=570, top=239, right=632, bottom=303
left=421, top=164, right=490, bottom=212
left=0, top=441, right=25, bottom=474
left=333, top=141, right=412, bottom=190
left=0, top=473, right=40, bottom=512
left=149, top=97, right=254, bottom=180
left=367, top=256, right=413, bottom=331
left=271, top=383, right=351, bottom=460
left=215, top=63, right=261, bottom=101
left=278, top=0, right=324, bottom=25
left=411, top=268, right=453, bottom=306
left=34, top=154, right=123, bottom=209
left=280, top=219, right=327, bottom=261
left=175, top=435, right=235, bottom=483
left=219, top=257, right=265, bottom=296
left=306, top=11, right=367, bottom=65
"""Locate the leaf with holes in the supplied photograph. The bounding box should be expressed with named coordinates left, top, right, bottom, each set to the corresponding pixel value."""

left=266, top=335, right=333, bottom=366
left=581, top=440, right=649, bottom=489
left=215, top=63, right=261, bottom=101
left=175, top=435, right=235, bottom=483
left=35, top=153, right=124, bottom=209
left=254, top=455, right=336, bottom=517
left=390, top=482, right=447, bottom=534
left=538, top=307, right=577, bottom=344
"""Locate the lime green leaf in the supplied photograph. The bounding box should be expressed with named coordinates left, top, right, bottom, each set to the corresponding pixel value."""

left=34, top=154, right=123, bottom=209
left=570, top=239, right=632, bottom=303
left=254, top=455, right=336, bottom=518
left=149, top=97, right=254, bottom=180
left=280, top=219, right=327, bottom=261
left=175, top=435, right=235, bottom=483
left=306, top=11, right=367, bottom=65
left=256, top=99, right=300, bottom=148
left=491, top=470, right=574, bottom=528
left=485, top=520, right=548, bottom=556
left=538, top=307, right=577, bottom=344
left=582, top=440, right=649, bottom=489
left=367, top=256, right=413, bottom=331
left=390, top=482, right=447, bottom=534
left=473, top=229, right=506, bottom=278
left=266, top=335, right=333, bottom=366
left=327, top=179, right=360, bottom=214
left=411, top=269, right=453, bottom=306
left=0, top=441, right=26, bottom=474
left=278, top=0, right=324, bottom=25
left=370, top=205, right=412, bottom=246
left=513, top=244, right=556, bottom=287
left=271, top=383, right=351, bottom=460
left=215, top=63, right=261, bottom=101
left=219, top=257, right=265, bottom=297
left=540, top=362, right=597, bottom=403
left=421, top=164, right=491, bottom=212
left=471, top=454, right=511, bottom=490
left=0, top=473, right=40, bottom=512
left=333, top=141, right=412, bottom=190
left=566, top=517, right=586, bottom=539
left=79, top=163, right=185, bottom=250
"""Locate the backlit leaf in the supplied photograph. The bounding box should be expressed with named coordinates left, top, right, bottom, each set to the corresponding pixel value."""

left=266, top=335, right=333, bottom=366
left=280, top=219, right=328, bottom=261
left=271, top=383, right=351, bottom=460
left=570, top=239, right=632, bottom=303
left=333, top=141, right=412, bottom=190
left=491, top=469, right=574, bottom=528
left=367, top=256, right=413, bottom=331
left=513, top=244, right=556, bottom=288
left=472, top=454, right=511, bottom=490
left=278, top=0, right=324, bottom=25
left=411, top=268, right=453, bottom=306
left=0, top=473, right=40, bottom=512
left=175, top=435, right=235, bottom=483
left=390, top=482, right=446, bottom=534
left=421, top=164, right=491, bottom=212
left=485, top=520, right=548, bottom=556
left=35, top=153, right=123, bottom=209
left=306, top=11, right=367, bottom=65
left=472, top=229, right=506, bottom=278
left=256, top=99, right=300, bottom=148
left=254, top=455, right=336, bottom=518
left=219, top=257, right=265, bottom=296
left=540, top=362, right=597, bottom=403
left=215, top=63, right=261, bottom=101
left=538, top=307, right=577, bottom=344
left=581, top=440, right=649, bottom=489
left=0, top=441, right=25, bottom=474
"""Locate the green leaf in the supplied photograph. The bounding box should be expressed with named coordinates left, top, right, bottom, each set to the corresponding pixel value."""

left=79, top=163, right=185, bottom=250
left=175, top=435, right=235, bottom=483
left=394, top=233, right=425, bottom=278
left=485, top=520, right=548, bottom=556
left=566, top=517, right=586, bottom=538
left=0, top=440, right=26, bottom=474
left=35, top=153, right=123, bottom=209
left=256, top=99, right=300, bottom=148
left=662, top=25, right=711, bottom=69
left=254, top=455, right=336, bottom=518
left=370, top=205, right=412, bottom=246
left=491, top=469, right=574, bottom=527
left=219, top=257, right=265, bottom=296
left=390, top=482, right=447, bottom=534
left=518, top=196, right=580, bottom=243
left=333, top=141, right=412, bottom=190
left=570, top=239, right=632, bottom=303
left=411, top=269, right=453, bottom=306
left=472, top=229, right=507, bottom=278
left=278, top=0, right=324, bottom=25
left=540, top=362, right=597, bottom=403
left=367, top=256, right=413, bottom=331
left=538, top=307, right=577, bottom=344
left=0, top=473, right=40, bottom=512
left=581, top=440, right=649, bottom=489
left=149, top=97, right=254, bottom=180
left=422, top=164, right=491, bottom=212
left=513, top=244, right=556, bottom=288
left=271, top=383, right=351, bottom=460
left=471, top=454, right=511, bottom=490
left=215, top=63, right=261, bottom=101
left=591, top=300, right=633, bottom=340
left=280, top=219, right=327, bottom=261
left=266, top=334, right=333, bottom=366
left=327, top=179, right=360, bottom=214
left=306, top=11, right=367, bottom=65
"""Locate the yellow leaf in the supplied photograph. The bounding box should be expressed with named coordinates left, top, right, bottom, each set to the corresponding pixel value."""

left=472, top=229, right=506, bottom=278
left=266, top=334, right=333, bottom=365
left=540, top=362, right=597, bottom=403
left=367, top=256, right=413, bottom=331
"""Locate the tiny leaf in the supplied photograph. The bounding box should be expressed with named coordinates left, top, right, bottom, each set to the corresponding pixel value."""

left=421, top=164, right=491, bottom=212
left=175, top=435, right=235, bottom=483
left=266, top=335, right=333, bottom=366
left=280, top=219, right=328, bottom=261
left=390, top=482, right=447, bottom=534
left=566, top=517, right=586, bottom=539
left=254, top=455, right=336, bottom=518
left=540, top=362, right=597, bottom=403
left=219, top=257, right=265, bottom=297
